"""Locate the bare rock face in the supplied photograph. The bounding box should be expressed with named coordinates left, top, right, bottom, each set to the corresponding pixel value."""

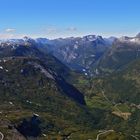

left=0, top=120, right=26, bottom=140
left=7, top=129, right=26, bottom=140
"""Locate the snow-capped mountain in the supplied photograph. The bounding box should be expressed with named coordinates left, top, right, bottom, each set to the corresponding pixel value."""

left=0, top=34, right=116, bottom=72
left=94, top=33, right=140, bottom=76
left=36, top=35, right=114, bottom=71
left=118, top=33, right=140, bottom=44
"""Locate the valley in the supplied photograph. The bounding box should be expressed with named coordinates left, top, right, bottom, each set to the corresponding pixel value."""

left=0, top=34, right=140, bottom=139
left=1, top=0, right=140, bottom=139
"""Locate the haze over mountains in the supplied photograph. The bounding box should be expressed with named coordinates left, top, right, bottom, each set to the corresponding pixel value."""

left=0, top=35, right=114, bottom=74
left=1, top=0, right=140, bottom=139
left=1, top=33, right=140, bottom=139
left=1, top=33, right=140, bottom=74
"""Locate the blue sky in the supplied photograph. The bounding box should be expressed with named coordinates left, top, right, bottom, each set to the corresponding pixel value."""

left=0, top=0, right=140, bottom=39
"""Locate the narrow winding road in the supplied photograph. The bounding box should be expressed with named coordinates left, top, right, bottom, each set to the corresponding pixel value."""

left=96, top=130, right=114, bottom=140
left=101, top=91, right=112, bottom=104
left=0, top=132, right=4, bottom=140
left=131, top=135, right=139, bottom=140
left=100, top=90, right=140, bottom=140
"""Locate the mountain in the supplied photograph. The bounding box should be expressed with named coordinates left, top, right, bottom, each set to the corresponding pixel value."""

left=1, top=34, right=140, bottom=139
left=35, top=38, right=50, bottom=44
left=0, top=57, right=96, bottom=139
left=35, top=35, right=113, bottom=73
left=0, top=42, right=99, bottom=139
left=92, top=59, right=140, bottom=104
left=82, top=59, right=140, bottom=139
left=0, top=35, right=114, bottom=75
left=0, top=41, right=86, bottom=104
left=94, top=34, right=140, bottom=75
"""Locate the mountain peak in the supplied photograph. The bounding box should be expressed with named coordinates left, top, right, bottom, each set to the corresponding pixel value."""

left=136, top=32, right=140, bottom=38
left=23, top=36, right=33, bottom=41
left=83, top=35, right=103, bottom=41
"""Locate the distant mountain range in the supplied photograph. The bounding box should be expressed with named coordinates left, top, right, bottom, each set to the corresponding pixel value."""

left=0, top=35, right=116, bottom=73
left=1, top=33, right=140, bottom=75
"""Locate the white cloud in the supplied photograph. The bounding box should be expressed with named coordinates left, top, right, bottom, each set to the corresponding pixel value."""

left=66, top=27, right=77, bottom=31
left=0, top=28, right=17, bottom=39
left=45, top=27, right=58, bottom=34
left=0, top=33, right=14, bottom=39
left=5, top=28, right=16, bottom=33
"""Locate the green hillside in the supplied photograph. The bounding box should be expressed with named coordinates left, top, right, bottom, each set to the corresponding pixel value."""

left=0, top=57, right=96, bottom=139
left=95, top=41, right=140, bottom=74
left=85, top=59, right=140, bottom=139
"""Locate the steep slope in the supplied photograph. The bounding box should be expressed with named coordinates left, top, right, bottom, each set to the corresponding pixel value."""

left=0, top=57, right=85, bottom=105
left=0, top=57, right=95, bottom=139
left=84, top=59, right=140, bottom=138
left=90, top=59, right=140, bottom=104
left=0, top=43, right=100, bottom=139
left=0, top=35, right=113, bottom=74
left=95, top=34, right=140, bottom=75
left=0, top=40, right=74, bottom=81
left=36, top=35, right=112, bottom=73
